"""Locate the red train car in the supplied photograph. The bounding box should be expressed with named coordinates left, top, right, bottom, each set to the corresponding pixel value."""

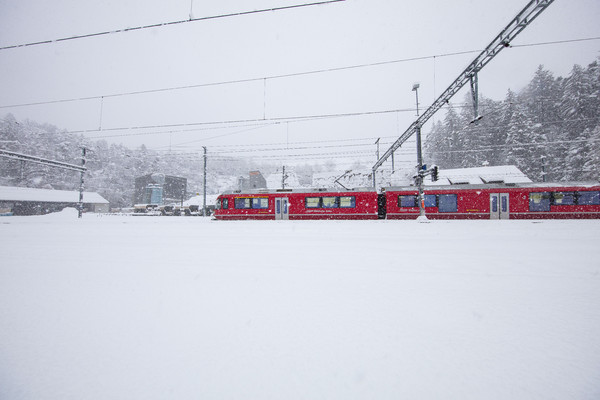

left=215, top=182, right=600, bottom=220
left=384, top=182, right=600, bottom=220
left=214, top=188, right=379, bottom=220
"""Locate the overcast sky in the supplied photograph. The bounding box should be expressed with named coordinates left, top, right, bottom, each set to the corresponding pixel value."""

left=1, top=0, right=599, bottom=169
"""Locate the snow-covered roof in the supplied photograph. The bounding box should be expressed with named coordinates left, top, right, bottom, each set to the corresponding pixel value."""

left=425, top=165, right=531, bottom=186
left=266, top=172, right=301, bottom=189
left=0, top=186, right=109, bottom=204
left=182, top=194, right=218, bottom=207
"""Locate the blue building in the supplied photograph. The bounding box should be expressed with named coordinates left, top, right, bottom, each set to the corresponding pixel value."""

left=134, top=174, right=187, bottom=205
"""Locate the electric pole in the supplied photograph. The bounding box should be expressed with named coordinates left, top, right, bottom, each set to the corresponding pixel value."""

left=281, top=166, right=287, bottom=190
left=203, top=146, right=207, bottom=217
left=78, top=147, right=86, bottom=218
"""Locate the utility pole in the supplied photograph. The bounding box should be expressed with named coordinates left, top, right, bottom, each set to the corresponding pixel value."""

left=281, top=166, right=287, bottom=190
left=203, top=146, right=207, bottom=216
left=541, top=156, right=546, bottom=183
left=78, top=147, right=86, bottom=218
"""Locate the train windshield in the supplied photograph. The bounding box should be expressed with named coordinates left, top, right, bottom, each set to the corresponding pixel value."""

left=215, top=197, right=229, bottom=210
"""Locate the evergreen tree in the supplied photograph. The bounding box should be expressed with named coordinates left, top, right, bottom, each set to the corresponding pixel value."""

left=582, top=126, right=600, bottom=181
left=442, top=104, right=465, bottom=168
left=504, top=102, right=534, bottom=175
left=522, top=65, right=561, bottom=124
left=557, top=62, right=600, bottom=179
left=424, top=120, right=447, bottom=167
left=459, top=96, right=504, bottom=167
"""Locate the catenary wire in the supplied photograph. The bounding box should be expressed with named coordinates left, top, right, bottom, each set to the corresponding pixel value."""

left=0, top=0, right=346, bottom=51
left=69, top=108, right=417, bottom=136
left=2, top=36, right=598, bottom=110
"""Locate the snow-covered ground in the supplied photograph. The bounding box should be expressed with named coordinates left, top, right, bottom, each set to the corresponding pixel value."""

left=1, top=210, right=600, bottom=400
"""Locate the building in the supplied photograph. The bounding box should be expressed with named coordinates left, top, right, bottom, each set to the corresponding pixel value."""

left=423, top=165, right=532, bottom=186
left=183, top=193, right=219, bottom=216
left=0, top=186, right=109, bottom=215
left=134, top=174, right=187, bottom=205
left=238, top=171, right=267, bottom=191
left=311, top=166, right=531, bottom=189
left=387, top=165, right=532, bottom=187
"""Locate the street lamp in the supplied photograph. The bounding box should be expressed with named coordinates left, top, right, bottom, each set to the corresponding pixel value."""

left=412, top=83, right=426, bottom=220
left=412, top=83, right=420, bottom=116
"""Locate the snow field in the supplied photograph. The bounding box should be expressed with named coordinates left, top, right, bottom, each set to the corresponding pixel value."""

left=1, top=212, right=600, bottom=399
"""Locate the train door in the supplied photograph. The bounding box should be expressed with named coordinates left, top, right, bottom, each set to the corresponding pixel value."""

left=490, top=193, right=510, bottom=219
left=377, top=194, right=387, bottom=219
left=275, top=197, right=289, bottom=220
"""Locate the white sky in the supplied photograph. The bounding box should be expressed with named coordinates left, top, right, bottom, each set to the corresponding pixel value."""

left=0, top=0, right=599, bottom=168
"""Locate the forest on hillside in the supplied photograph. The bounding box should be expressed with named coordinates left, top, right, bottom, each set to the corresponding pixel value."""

left=0, top=116, right=264, bottom=207
left=425, top=58, right=600, bottom=182
left=0, top=116, right=323, bottom=207
left=1, top=58, right=599, bottom=208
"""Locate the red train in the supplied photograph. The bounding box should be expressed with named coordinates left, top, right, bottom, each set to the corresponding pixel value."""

left=214, top=188, right=379, bottom=220
left=213, top=182, right=600, bottom=220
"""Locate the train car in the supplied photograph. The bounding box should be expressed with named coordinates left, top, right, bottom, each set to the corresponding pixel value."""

left=214, top=188, right=379, bottom=220
left=384, top=182, right=600, bottom=220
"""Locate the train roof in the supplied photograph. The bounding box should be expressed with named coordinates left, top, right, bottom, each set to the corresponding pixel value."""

left=220, top=187, right=376, bottom=195
left=383, top=181, right=600, bottom=191
left=218, top=182, right=600, bottom=196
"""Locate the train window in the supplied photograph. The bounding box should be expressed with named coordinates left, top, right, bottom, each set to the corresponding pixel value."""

left=438, top=194, right=458, bottom=212
left=252, top=198, right=269, bottom=209
left=339, top=196, right=356, bottom=208
left=577, top=191, right=600, bottom=205
left=235, top=198, right=251, bottom=209
left=552, top=192, right=575, bottom=205
left=399, top=195, right=417, bottom=208
left=424, top=194, right=437, bottom=208
left=305, top=197, right=320, bottom=208
left=529, top=192, right=551, bottom=211
left=322, top=197, right=338, bottom=208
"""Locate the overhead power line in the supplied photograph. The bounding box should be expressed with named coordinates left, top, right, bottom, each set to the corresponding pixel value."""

left=427, top=136, right=600, bottom=155
left=510, top=36, right=600, bottom=48
left=1, top=36, right=597, bottom=110
left=0, top=52, right=477, bottom=110
left=206, top=142, right=410, bottom=155
left=0, top=0, right=346, bottom=51
left=71, top=108, right=416, bottom=137
left=161, top=134, right=404, bottom=150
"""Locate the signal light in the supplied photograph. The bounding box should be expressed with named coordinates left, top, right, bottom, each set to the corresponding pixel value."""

left=432, top=166, right=439, bottom=182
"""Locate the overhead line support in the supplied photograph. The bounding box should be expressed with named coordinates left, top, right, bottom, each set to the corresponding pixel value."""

left=0, top=148, right=87, bottom=172
left=371, top=0, right=555, bottom=188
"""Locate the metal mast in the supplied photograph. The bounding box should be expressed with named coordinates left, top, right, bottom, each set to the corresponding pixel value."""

left=372, top=0, right=556, bottom=187
left=78, top=147, right=86, bottom=218
left=203, top=146, right=207, bottom=216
